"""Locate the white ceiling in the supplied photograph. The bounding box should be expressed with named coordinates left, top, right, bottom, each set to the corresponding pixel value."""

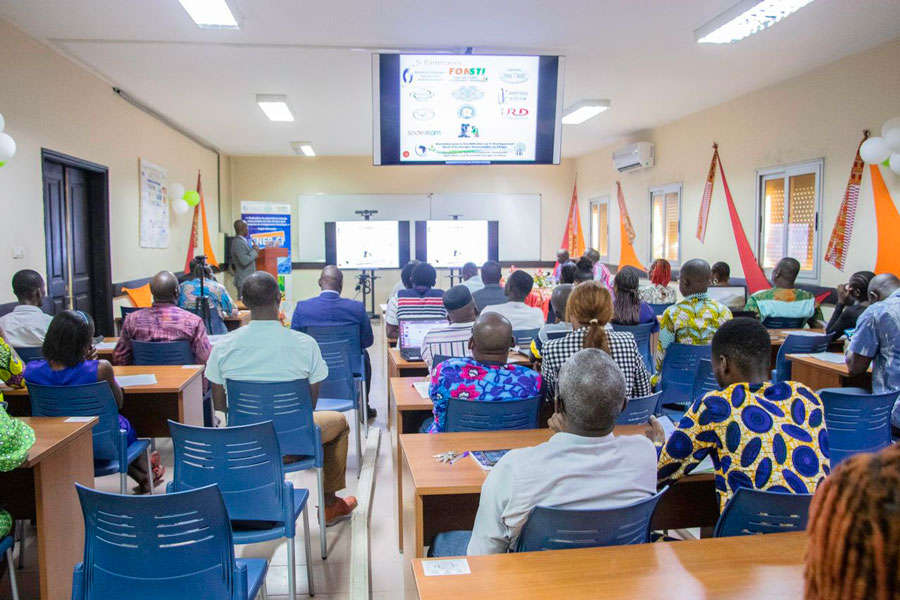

left=2, top=0, right=899, bottom=157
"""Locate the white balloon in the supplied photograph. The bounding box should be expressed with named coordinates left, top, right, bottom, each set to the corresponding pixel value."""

left=0, top=113, right=5, bottom=132
left=171, top=198, right=191, bottom=215
left=169, top=182, right=186, bottom=202
left=881, top=116, right=900, bottom=138
left=885, top=127, right=900, bottom=154
left=860, top=136, right=891, bottom=164
left=0, top=132, right=15, bottom=161
left=890, top=153, right=900, bottom=176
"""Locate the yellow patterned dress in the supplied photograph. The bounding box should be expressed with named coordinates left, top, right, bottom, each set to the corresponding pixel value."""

left=653, top=293, right=732, bottom=382
left=0, top=339, right=34, bottom=538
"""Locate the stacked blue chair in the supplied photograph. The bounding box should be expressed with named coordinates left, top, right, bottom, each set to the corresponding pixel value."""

left=610, top=323, right=655, bottom=372
left=512, top=328, right=540, bottom=350
left=762, top=316, right=808, bottom=329
left=819, top=387, right=897, bottom=465
left=168, top=421, right=314, bottom=599
left=714, top=488, right=813, bottom=537
left=771, top=332, right=832, bottom=382
left=12, top=346, right=41, bottom=363
left=445, top=396, right=540, bottom=432
left=28, top=382, right=151, bottom=495
left=71, top=483, right=267, bottom=599
left=658, top=344, right=712, bottom=407
left=648, top=303, right=674, bottom=316
left=0, top=535, right=19, bottom=600
left=316, top=339, right=363, bottom=472
left=225, top=378, right=330, bottom=559
left=691, top=359, right=720, bottom=402
left=301, top=324, right=369, bottom=428
left=616, top=392, right=662, bottom=425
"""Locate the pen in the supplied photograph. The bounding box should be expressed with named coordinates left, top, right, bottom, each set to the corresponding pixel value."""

left=449, top=451, right=469, bottom=465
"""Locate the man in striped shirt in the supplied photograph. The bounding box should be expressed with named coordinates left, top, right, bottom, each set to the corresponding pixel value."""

left=421, top=285, right=477, bottom=372
left=385, top=262, right=446, bottom=338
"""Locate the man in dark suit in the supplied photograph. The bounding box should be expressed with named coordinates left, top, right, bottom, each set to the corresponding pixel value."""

left=472, top=260, right=508, bottom=313
left=291, top=266, right=376, bottom=419
left=231, top=220, right=258, bottom=298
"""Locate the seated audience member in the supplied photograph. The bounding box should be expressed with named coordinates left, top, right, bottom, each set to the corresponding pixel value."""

left=291, top=265, right=376, bottom=418
left=25, top=311, right=159, bottom=491
left=482, top=270, right=545, bottom=332
left=584, top=248, right=612, bottom=291
left=113, top=271, right=212, bottom=366
left=384, top=262, right=446, bottom=339
left=639, top=259, right=678, bottom=304
left=611, top=266, right=660, bottom=333
left=472, top=260, right=507, bottom=312
left=804, top=444, right=900, bottom=600
left=656, top=259, right=732, bottom=375
left=0, top=269, right=53, bottom=348
left=427, top=312, right=540, bottom=434
left=559, top=261, right=577, bottom=285
left=179, top=257, right=238, bottom=320
left=460, top=262, right=484, bottom=294
left=206, top=272, right=356, bottom=524
left=846, top=273, right=900, bottom=428
left=573, top=257, right=595, bottom=284
left=542, top=282, right=650, bottom=399
left=458, top=349, right=657, bottom=556
left=551, top=248, right=571, bottom=283
left=654, top=318, right=830, bottom=512
left=744, top=257, right=824, bottom=327
left=826, top=270, right=875, bottom=338
left=710, top=261, right=731, bottom=286
left=0, top=332, right=34, bottom=539
left=421, top=286, right=477, bottom=372
left=531, top=284, right=574, bottom=359
left=389, top=259, right=420, bottom=299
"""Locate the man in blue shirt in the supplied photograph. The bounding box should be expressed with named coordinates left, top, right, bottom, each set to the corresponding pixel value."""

left=291, top=266, right=376, bottom=418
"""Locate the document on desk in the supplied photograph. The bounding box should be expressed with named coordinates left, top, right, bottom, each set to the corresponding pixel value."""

left=115, top=374, right=158, bottom=387
left=65, top=416, right=95, bottom=423
left=658, top=416, right=715, bottom=474
left=422, top=558, right=471, bottom=576
left=803, top=352, right=847, bottom=364
left=782, top=331, right=828, bottom=337
left=95, top=341, right=117, bottom=350
left=413, top=381, right=430, bottom=399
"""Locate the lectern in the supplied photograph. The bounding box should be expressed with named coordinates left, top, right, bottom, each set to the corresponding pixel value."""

left=255, top=247, right=289, bottom=278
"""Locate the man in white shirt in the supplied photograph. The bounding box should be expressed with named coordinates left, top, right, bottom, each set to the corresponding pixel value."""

left=421, top=285, right=477, bottom=371
left=205, top=271, right=357, bottom=525
left=482, top=270, right=544, bottom=332
left=0, top=270, right=53, bottom=348
left=460, top=262, right=484, bottom=294
left=429, top=348, right=657, bottom=556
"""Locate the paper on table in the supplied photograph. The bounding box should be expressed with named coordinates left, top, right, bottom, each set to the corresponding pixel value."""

left=65, top=416, right=95, bottom=423
left=422, top=559, right=471, bottom=576
left=803, top=352, right=847, bottom=364
left=782, top=330, right=829, bottom=337
left=182, top=365, right=203, bottom=369
left=115, top=374, right=158, bottom=387
left=95, top=342, right=116, bottom=350
left=659, top=415, right=715, bottom=473
left=413, top=381, right=430, bottom=399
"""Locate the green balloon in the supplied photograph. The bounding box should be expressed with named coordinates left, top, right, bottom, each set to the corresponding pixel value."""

left=0, top=161, right=5, bottom=168
left=183, top=190, right=200, bottom=207
left=882, top=158, right=891, bottom=167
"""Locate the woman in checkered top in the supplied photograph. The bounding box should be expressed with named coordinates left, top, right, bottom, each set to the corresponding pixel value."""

left=541, top=282, right=651, bottom=400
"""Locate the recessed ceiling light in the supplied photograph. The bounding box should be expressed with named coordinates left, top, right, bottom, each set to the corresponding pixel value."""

left=256, top=95, right=295, bottom=122
left=695, top=0, right=816, bottom=44
left=561, top=100, right=611, bottom=125
left=177, top=0, right=241, bottom=30
left=291, top=142, right=316, bottom=157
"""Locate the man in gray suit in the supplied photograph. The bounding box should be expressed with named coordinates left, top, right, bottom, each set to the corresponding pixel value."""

left=231, top=220, right=258, bottom=298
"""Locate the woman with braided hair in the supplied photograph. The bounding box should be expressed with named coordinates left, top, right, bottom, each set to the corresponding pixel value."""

left=805, top=444, right=900, bottom=600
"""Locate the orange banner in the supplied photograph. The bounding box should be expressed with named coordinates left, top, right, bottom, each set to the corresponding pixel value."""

left=871, top=164, right=900, bottom=275
left=559, top=180, right=586, bottom=258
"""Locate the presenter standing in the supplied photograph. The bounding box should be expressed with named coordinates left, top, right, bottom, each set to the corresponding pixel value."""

left=231, top=219, right=258, bottom=298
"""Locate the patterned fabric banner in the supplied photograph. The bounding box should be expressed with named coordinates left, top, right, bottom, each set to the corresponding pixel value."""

left=616, top=181, right=636, bottom=245
left=559, top=180, right=586, bottom=258
left=696, top=145, right=718, bottom=243
left=824, top=133, right=868, bottom=271
left=184, top=172, right=219, bottom=273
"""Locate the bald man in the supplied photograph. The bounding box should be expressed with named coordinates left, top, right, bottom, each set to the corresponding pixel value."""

left=291, top=265, right=376, bottom=418
left=745, top=256, right=824, bottom=327
left=426, top=312, right=541, bottom=433
left=113, top=270, right=212, bottom=366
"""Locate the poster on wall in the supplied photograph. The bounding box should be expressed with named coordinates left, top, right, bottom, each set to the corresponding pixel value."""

left=240, top=201, right=293, bottom=302
left=139, top=159, right=170, bottom=248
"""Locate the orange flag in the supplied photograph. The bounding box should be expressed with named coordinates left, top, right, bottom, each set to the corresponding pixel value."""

left=615, top=182, right=645, bottom=271
left=184, top=172, right=219, bottom=273
left=559, top=180, right=586, bottom=258
left=871, top=164, right=900, bottom=275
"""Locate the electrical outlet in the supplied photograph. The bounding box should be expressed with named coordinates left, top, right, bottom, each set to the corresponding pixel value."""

left=11, top=246, right=24, bottom=259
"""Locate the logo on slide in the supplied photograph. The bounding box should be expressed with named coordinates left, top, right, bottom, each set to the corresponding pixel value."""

left=415, top=145, right=429, bottom=157
left=452, top=86, right=484, bottom=102
left=407, top=129, right=441, bottom=136
left=497, top=88, right=529, bottom=104
left=514, top=143, right=527, bottom=156
left=457, top=105, right=477, bottom=119
left=413, top=109, right=435, bottom=121
left=402, top=151, right=410, bottom=158
left=458, top=123, right=480, bottom=138
left=402, top=68, right=414, bottom=84
left=500, top=68, right=529, bottom=84
left=501, top=107, right=529, bottom=119
left=409, top=88, right=435, bottom=101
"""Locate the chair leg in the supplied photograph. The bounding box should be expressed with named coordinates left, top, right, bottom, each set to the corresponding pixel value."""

left=302, top=505, right=315, bottom=597
left=145, top=446, right=154, bottom=495
left=317, top=468, right=327, bottom=560
left=361, top=380, right=369, bottom=431
left=6, top=548, right=19, bottom=600
left=354, top=407, right=362, bottom=479
left=119, top=471, right=127, bottom=495
left=259, top=581, right=268, bottom=600
left=287, top=533, right=296, bottom=600
left=15, top=522, right=23, bottom=570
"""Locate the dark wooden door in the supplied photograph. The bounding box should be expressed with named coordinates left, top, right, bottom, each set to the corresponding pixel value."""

left=67, top=167, right=94, bottom=314
left=42, top=160, right=68, bottom=314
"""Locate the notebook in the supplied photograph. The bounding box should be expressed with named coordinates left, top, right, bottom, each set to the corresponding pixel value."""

left=470, top=450, right=510, bottom=470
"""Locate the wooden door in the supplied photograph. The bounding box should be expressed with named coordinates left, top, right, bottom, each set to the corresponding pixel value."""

left=42, top=160, right=68, bottom=314
left=67, top=167, right=94, bottom=314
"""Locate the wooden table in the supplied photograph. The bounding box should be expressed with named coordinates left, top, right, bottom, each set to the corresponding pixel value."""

left=6, top=365, right=205, bottom=437
left=787, top=353, right=872, bottom=390
left=413, top=531, right=806, bottom=600
left=767, top=328, right=841, bottom=369
left=0, top=417, right=96, bottom=600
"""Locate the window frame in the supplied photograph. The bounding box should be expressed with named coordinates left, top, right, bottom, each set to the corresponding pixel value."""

left=588, top=194, right=610, bottom=262
left=754, top=158, right=824, bottom=283
left=648, top=182, right=682, bottom=267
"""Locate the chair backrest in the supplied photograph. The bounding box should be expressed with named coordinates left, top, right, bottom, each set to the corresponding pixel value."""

left=691, top=359, right=721, bottom=402
left=432, top=355, right=452, bottom=370
left=659, top=344, right=712, bottom=406
left=301, top=324, right=364, bottom=376
left=545, top=328, right=568, bottom=342
left=512, top=328, right=540, bottom=349
left=120, top=305, right=144, bottom=320
left=514, top=487, right=668, bottom=552
left=762, top=316, right=807, bottom=329
left=772, top=333, right=832, bottom=382
left=731, top=310, right=758, bottom=320
left=28, top=382, right=121, bottom=461
left=819, top=387, right=897, bottom=465
left=132, top=340, right=195, bottom=365
left=445, top=396, right=540, bottom=432
left=13, top=346, right=42, bottom=363
left=74, top=483, right=246, bottom=600
left=615, top=392, right=662, bottom=425
left=169, top=420, right=286, bottom=523
left=610, top=323, right=655, bottom=372
left=648, top=303, right=673, bottom=316
left=225, top=379, right=322, bottom=464
left=187, top=297, right=228, bottom=335
left=316, top=339, right=357, bottom=401
left=714, top=488, right=813, bottom=537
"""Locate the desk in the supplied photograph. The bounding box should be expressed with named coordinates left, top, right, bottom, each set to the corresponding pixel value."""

left=412, top=530, right=805, bottom=600
left=787, top=353, right=872, bottom=390
left=767, top=328, right=842, bottom=369
left=0, top=417, right=96, bottom=600
left=6, top=366, right=204, bottom=437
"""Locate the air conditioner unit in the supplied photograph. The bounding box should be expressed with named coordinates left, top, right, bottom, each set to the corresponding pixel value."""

left=612, top=142, right=655, bottom=173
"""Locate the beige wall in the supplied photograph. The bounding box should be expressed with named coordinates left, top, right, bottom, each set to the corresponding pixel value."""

left=574, top=36, right=900, bottom=289
left=0, top=19, right=225, bottom=304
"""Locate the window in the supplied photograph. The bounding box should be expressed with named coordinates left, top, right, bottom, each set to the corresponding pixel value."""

left=589, top=195, right=609, bottom=261
left=757, top=159, right=822, bottom=280
left=649, top=184, right=681, bottom=265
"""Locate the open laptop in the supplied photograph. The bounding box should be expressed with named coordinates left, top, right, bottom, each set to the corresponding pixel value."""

left=707, top=285, right=748, bottom=311
left=398, top=318, right=446, bottom=361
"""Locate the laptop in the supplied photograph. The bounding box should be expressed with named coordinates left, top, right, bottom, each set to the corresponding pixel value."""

left=707, top=285, right=748, bottom=311
left=398, top=318, right=446, bottom=361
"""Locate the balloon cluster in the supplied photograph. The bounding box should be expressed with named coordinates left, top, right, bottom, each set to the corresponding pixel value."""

left=168, top=182, right=201, bottom=215
left=860, top=117, right=900, bottom=175
left=0, top=113, right=16, bottom=168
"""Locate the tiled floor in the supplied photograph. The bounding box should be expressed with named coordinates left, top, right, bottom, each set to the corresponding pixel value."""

left=0, top=321, right=409, bottom=599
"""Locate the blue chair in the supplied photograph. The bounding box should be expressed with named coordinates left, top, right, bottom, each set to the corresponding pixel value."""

left=514, top=487, right=669, bottom=551
left=512, top=328, right=540, bottom=349
left=714, top=488, right=813, bottom=537
left=301, top=324, right=369, bottom=429
left=71, top=483, right=267, bottom=600
left=132, top=340, right=196, bottom=365
left=168, top=421, right=313, bottom=599
left=648, top=303, right=673, bottom=316
left=771, top=333, right=832, bottom=382
left=316, top=339, right=364, bottom=473
left=762, top=316, right=808, bottom=329
left=658, top=344, right=712, bottom=406
left=28, top=382, right=151, bottom=495
left=187, top=297, right=229, bottom=335
left=616, top=392, right=662, bottom=425
left=225, top=378, right=330, bottom=559
left=691, top=359, right=720, bottom=402
left=0, top=535, right=19, bottom=600
left=444, top=396, right=540, bottom=432
left=819, top=387, right=898, bottom=465
left=120, top=306, right=143, bottom=320
left=611, top=323, right=655, bottom=372
left=12, top=346, right=42, bottom=363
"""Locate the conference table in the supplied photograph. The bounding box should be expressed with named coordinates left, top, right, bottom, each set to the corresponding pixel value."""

left=0, top=417, right=97, bottom=600
left=787, top=352, right=872, bottom=390
left=412, top=531, right=806, bottom=600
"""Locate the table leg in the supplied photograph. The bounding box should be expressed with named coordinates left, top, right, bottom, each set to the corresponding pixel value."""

left=393, top=389, right=404, bottom=552
left=178, top=375, right=205, bottom=427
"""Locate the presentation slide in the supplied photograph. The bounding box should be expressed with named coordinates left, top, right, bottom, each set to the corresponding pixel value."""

left=335, top=221, right=399, bottom=269
left=426, top=220, right=489, bottom=267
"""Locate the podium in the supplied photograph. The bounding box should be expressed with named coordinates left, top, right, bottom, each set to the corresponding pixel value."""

left=255, top=247, right=289, bottom=278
